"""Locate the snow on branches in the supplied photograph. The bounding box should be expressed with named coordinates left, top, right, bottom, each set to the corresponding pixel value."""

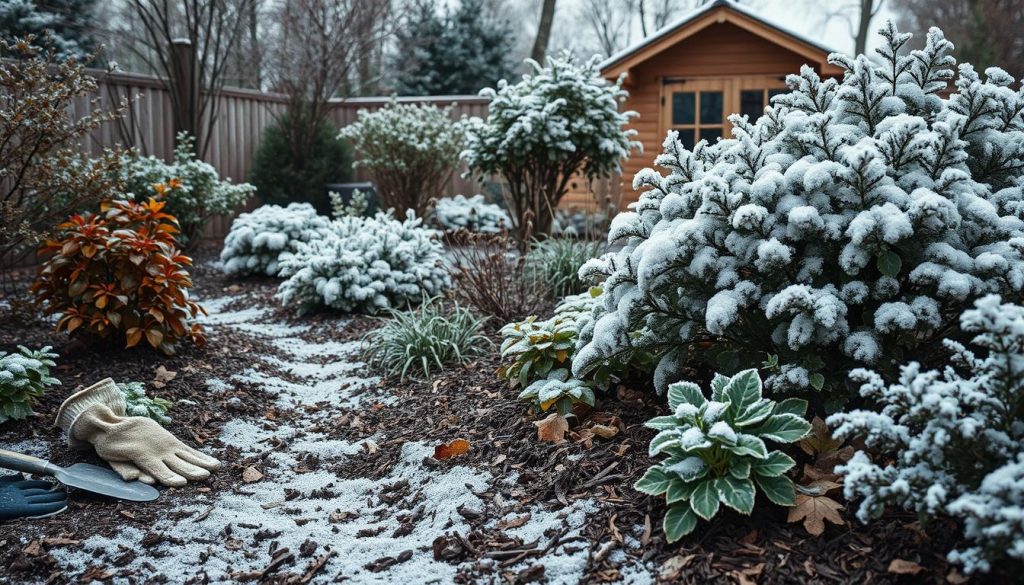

left=220, top=203, right=332, bottom=277
left=573, top=22, right=1024, bottom=399
left=829, top=295, right=1024, bottom=573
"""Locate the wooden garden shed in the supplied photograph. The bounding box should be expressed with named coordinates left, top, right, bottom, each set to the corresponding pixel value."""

left=566, top=0, right=844, bottom=210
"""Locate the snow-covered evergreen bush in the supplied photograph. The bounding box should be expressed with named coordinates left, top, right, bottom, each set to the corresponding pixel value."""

left=828, top=295, right=1024, bottom=574
left=635, top=369, right=811, bottom=542
left=276, top=211, right=450, bottom=314
left=120, top=133, right=255, bottom=243
left=462, top=52, right=640, bottom=239
left=431, top=194, right=510, bottom=234
left=338, top=100, right=465, bottom=217
left=220, top=203, right=332, bottom=277
left=574, top=23, right=1024, bottom=402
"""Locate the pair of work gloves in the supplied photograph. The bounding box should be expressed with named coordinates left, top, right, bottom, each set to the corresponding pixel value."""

left=0, top=474, right=67, bottom=520
left=56, top=378, right=220, bottom=487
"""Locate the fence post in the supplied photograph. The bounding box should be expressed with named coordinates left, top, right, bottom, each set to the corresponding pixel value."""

left=169, top=38, right=196, bottom=151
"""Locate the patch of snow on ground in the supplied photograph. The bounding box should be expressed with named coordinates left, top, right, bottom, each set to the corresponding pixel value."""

left=0, top=437, right=51, bottom=459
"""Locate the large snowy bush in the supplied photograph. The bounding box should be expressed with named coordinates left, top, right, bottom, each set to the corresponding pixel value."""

left=220, top=203, right=332, bottom=277
left=462, top=52, right=640, bottom=240
left=573, top=23, right=1024, bottom=402
left=276, top=211, right=450, bottom=314
left=431, top=194, right=511, bottom=234
left=338, top=100, right=465, bottom=218
left=829, top=295, right=1024, bottom=574
left=120, top=133, right=254, bottom=244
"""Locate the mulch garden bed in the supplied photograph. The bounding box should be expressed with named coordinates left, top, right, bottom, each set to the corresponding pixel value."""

left=0, top=244, right=995, bottom=584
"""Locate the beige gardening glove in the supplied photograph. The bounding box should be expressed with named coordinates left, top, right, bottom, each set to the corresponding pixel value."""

left=56, top=378, right=220, bottom=487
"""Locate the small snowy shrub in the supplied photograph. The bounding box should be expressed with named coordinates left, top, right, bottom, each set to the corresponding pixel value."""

left=0, top=346, right=59, bottom=424
left=339, top=100, right=465, bottom=217
left=361, top=297, right=489, bottom=381
left=330, top=189, right=370, bottom=218
left=828, top=295, right=1024, bottom=574
left=220, top=203, right=332, bottom=277
left=120, top=133, right=255, bottom=243
left=276, top=211, right=450, bottom=314
left=527, top=237, right=605, bottom=298
left=574, top=23, right=1024, bottom=401
left=635, top=369, right=811, bottom=542
left=118, top=381, right=171, bottom=425
left=432, top=194, right=510, bottom=234
left=462, top=52, right=640, bottom=239
left=518, top=369, right=595, bottom=415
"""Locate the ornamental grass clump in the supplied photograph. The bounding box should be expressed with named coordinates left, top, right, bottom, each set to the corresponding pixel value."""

left=361, top=298, right=490, bottom=381
left=220, top=203, right=332, bottom=277
left=829, top=295, right=1024, bottom=574
left=573, top=23, right=1024, bottom=403
left=0, top=346, right=59, bottom=424
left=635, top=369, right=811, bottom=542
left=32, top=194, right=206, bottom=355
left=276, top=211, right=450, bottom=315
left=527, top=237, right=605, bottom=298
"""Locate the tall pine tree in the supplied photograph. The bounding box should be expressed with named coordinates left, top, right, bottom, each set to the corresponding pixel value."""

left=0, top=0, right=98, bottom=59
left=391, top=0, right=515, bottom=96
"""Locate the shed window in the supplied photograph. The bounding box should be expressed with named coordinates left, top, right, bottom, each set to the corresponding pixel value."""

left=672, top=92, right=695, bottom=125
left=700, top=92, right=723, bottom=124
left=741, top=90, right=764, bottom=121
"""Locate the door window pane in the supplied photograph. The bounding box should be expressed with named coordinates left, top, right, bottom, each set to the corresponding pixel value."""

left=700, top=91, right=723, bottom=124
left=740, top=90, right=765, bottom=121
left=672, top=92, right=695, bottom=125
left=701, top=127, right=723, bottom=143
left=674, top=128, right=695, bottom=150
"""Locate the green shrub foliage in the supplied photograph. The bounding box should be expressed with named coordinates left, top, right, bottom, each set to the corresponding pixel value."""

left=118, top=381, right=171, bottom=424
left=573, top=23, right=1024, bottom=404
left=0, top=346, right=59, bottom=423
left=635, top=369, right=811, bottom=542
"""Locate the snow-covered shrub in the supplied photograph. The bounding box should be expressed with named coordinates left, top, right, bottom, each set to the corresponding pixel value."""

left=361, top=297, right=490, bottom=381
left=330, top=189, right=370, bottom=219
left=574, top=23, right=1024, bottom=402
left=118, top=381, right=171, bottom=425
left=276, top=211, right=451, bottom=314
left=828, top=295, right=1024, bottom=574
left=120, top=133, right=255, bottom=243
left=339, top=99, right=465, bottom=217
left=0, top=346, right=59, bottom=424
left=220, top=203, right=332, bottom=277
left=526, top=237, right=605, bottom=298
left=432, top=194, right=510, bottom=234
left=462, top=52, right=640, bottom=239
left=635, top=369, right=811, bottom=542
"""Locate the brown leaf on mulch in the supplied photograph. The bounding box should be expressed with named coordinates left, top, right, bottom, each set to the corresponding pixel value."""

left=152, top=365, right=177, bottom=388
left=242, top=466, right=264, bottom=483
left=887, top=558, right=924, bottom=575
left=788, top=492, right=845, bottom=536
left=433, top=438, right=470, bottom=460
left=533, top=413, right=568, bottom=443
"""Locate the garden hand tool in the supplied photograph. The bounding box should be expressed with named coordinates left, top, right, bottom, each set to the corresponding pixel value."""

left=0, top=473, right=68, bottom=520
left=56, top=378, right=221, bottom=488
left=0, top=450, right=158, bottom=502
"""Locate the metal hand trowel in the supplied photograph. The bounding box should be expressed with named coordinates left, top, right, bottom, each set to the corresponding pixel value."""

left=0, top=448, right=159, bottom=502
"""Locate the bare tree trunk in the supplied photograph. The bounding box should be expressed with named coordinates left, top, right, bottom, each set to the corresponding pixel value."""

left=530, top=0, right=557, bottom=62
left=854, top=0, right=876, bottom=55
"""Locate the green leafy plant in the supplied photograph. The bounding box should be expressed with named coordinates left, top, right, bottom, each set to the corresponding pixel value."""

left=0, top=346, right=60, bottom=424
left=499, top=310, right=580, bottom=389
left=518, top=369, right=595, bottom=415
left=635, top=369, right=811, bottom=542
left=527, top=237, right=605, bottom=299
left=361, top=297, right=490, bottom=381
left=117, top=381, right=171, bottom=425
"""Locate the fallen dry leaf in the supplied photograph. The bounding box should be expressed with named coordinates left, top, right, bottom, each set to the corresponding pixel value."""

left=659, top=554, right=696, bottom=581
left=433, top=438, right=470, bottom=460
left=534, top=413, right=569, bottom=443
left=590, top=423, right=619, bottom=439
left=888, top=559, right=924, bottom=575
left=497, top=513, right=531, bottom=529
left=152, top=365, right=177, bottom=388
left=788, top=493, right=845, bottom=536
left=22, top=540, right=43, bottom=556
left=242, top=466, right=264, bottom=483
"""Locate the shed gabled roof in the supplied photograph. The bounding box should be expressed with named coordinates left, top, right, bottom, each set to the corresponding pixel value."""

left=600, top=0, right=844, bottom=79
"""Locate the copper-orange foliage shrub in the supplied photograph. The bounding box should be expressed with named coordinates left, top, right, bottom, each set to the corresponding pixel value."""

left=31, top=192, right=206, bottom=355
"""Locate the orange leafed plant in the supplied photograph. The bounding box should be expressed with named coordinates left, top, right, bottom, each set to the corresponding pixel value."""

left=31, top=190, right=206, bottom=355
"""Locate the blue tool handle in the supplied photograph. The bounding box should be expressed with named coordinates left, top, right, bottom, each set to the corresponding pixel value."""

left=0, top=448, right=54, bottom=476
